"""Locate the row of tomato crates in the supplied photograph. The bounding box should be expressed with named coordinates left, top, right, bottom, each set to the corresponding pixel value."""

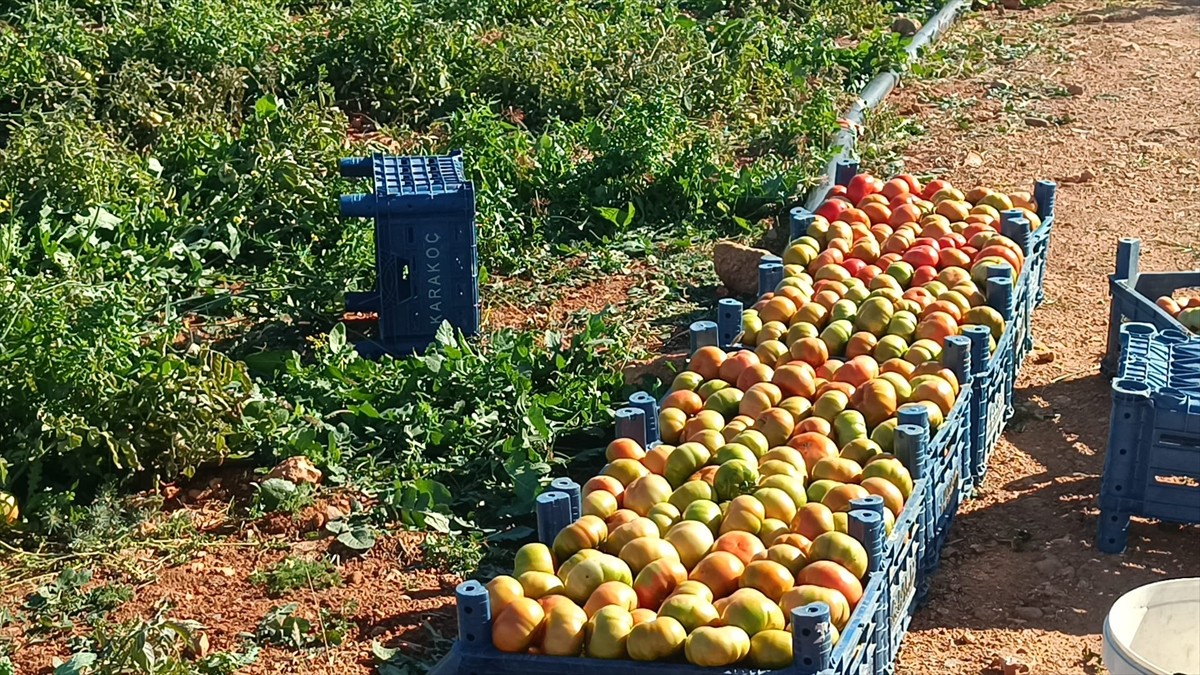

left=1097, top=237, right=1200, bottom=554
left=430, top=171, right=1055, bottom=675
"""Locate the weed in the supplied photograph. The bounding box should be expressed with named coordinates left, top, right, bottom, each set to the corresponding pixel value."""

left=249, top=557, right=342, bottom=597
left=249, top=479, right=314, bottom=517
left=24, top=568, right=132, bottom=634
left=54, top=602, right=204, bottom=675
left=420, top=532, right=485, bottom=577
left=254, top=602, right=352, bottom=651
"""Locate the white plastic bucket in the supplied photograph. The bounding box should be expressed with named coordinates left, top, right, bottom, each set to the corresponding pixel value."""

left=1103, top=577, right=1200, bottom=675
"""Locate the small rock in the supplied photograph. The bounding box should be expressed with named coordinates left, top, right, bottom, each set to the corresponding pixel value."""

left=1066, top=84, right=1085, bottom=96
left=1000, top=0, right=1023, bottom=9
left=714, top=240, right=773, bottom=296
left=958, top=631, right=977, bottom=645
left=219, top=567, right=236, bottom=578
left=1034, top=556, right=1059, bottom=576
left=1032, top=552, right=1060, bottom=571
left=325, top=504, right=347, bottom=523
left=987, top=654, right=1032, bottom=675
left=1024, top=116, right=1051, bottom=128
left=267, top=456, right=322, bottom=485
left=892, top=16, right=922, bottom=36
left=964, top=151, right=984, bottom=168
left=190, top=562, right=206, bottom=573
left=1014, top=606, right=1044, bottom=621
left=1080, top=13, right=1104, bottom=23
left=350, top=571, right=365, bottom=585
left=1033, top=349, right=1055, bottom=364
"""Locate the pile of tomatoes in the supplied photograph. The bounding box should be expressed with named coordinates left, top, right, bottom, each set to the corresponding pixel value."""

left=482, top=172, right=1038, bottom=669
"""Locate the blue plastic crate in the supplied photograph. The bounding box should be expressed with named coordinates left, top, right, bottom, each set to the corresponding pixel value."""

left=1096, top=323, right=1200, bottom=554
left=429, top=495, right=892, bottom=675
left=1101, top=238, right=1200, bottom=377
left=339, top=151, right=479, bottom=357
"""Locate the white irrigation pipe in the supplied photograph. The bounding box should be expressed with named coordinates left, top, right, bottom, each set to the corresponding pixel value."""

left=803, top=0, right=969, bottom=212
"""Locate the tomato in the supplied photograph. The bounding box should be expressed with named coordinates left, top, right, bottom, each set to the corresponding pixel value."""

left=664, top=442, right=712, bottom=488
left=753, top=408, right=796, bottom=447
left=518, top=571, right=565, bottom=599
left=780, top=584, right=851, bottom=629
left=605, top=517, right=659, bottom=555
left=633, top=558, right=688, bottom=610
left=688, top=345, right=727, bottom=381
left=665, top=520, right=716, bottom=571
left=620, top=536, right=681, bottom=575
left=798, top=560, right=864, bottom=607
left=487, top=575, right=525, bottom=617
left=809, top=531, right=869, bottom=579
left=852, top=378, right=899, bottom=428
left=563, top=554, right=634, bottom=604
left=627, top=616, right=687, bottom=661
left=788, top=432, right=839, bottom=469
left=512, top=543, right=555, bottom=578
left=493, top=597, right=546, bottom=653
left=862, top=458, right=914, bottom=499
left=685, top=625, right=752, bottom=667
left=622, top=474, right=672, bottom=517
left=585, top=605, right=634, bottom=659
left=661, top=390, right=703, bottom=416
left=552, top=515, right=609, bottom=562
left=811, top=457, right=864, bottom=484
left=583, top=580, right=638, bottom=618
left=689, top=551, right=745, bottom=599
left=720, top=588, right=785, bottom=636
left=739, top=560, right=794, bottom=602
left=659, top=593, right=720, bottom=633
left=713, top=530, right=766, bottom=565
left=791, top=502, right=836, bottom=540
left=822, top=484, right=871, bottom=513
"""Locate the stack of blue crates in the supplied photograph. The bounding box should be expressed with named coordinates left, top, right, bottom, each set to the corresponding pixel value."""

left=339, top=151, right=479, bottom=357
left=1102, top=238, right=1200, bottom=377
left=1097, top=322, right=1200, bottom=553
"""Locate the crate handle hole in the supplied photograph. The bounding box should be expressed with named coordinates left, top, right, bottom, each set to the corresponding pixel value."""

left=464, top=606, right=472, bottom=614
left=801, top=628, right=811, bottom=637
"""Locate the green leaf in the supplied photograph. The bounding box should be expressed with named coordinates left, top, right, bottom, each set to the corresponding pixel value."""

left=54, top=653, right=96, bottom=675
left=254, top=95, right=279, bottom=119
left=327, top=323, right=346, bottom=354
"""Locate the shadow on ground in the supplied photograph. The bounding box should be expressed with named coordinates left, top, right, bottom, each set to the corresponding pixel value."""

left=909, top=368, right=1200, bottom=644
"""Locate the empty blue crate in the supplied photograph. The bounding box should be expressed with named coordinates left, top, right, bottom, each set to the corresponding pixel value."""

left=1097, top=323, right=1200, bottom=554
left=1102, top=237, right=1200, bottom=376
left=339, top=151, right=479, bottom=358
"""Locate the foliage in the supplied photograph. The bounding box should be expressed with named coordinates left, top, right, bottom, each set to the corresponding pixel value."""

left=249, top=479, right=314, bottom=516
left=23, top=568, right=132, bottom=635
left=420, top=532, right=485, bottom=577
left=54, top=603, right=204, bottom=675
left=249, top=557, right=342, bottom=597
left=254, top=603, right=351, bottom=651
left=0, top=0, right=925, bottom=535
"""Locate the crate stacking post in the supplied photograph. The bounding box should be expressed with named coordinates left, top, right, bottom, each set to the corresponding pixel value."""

left=339, top=151, right=479, bottom=358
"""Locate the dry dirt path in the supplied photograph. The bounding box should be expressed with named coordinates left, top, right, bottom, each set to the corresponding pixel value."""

left=891, top=0, right=1200, bottom=673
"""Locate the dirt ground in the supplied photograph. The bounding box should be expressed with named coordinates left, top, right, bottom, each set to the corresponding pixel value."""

left=891, top=0, right=1200, bottom=673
